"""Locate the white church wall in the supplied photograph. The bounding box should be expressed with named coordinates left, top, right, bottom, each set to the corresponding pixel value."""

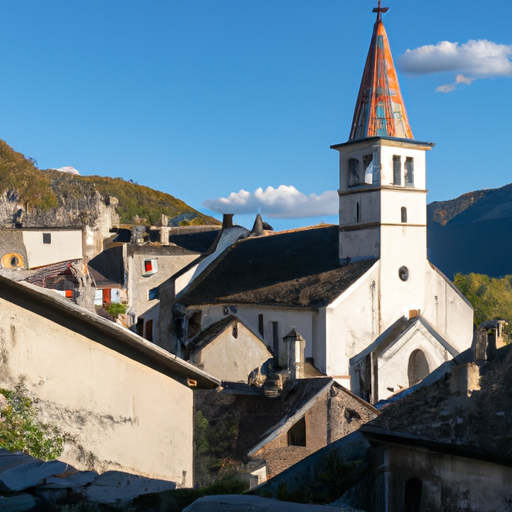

left=339, top=190, right=381, bottom=226
left=379, top=227, right=428, bottom=329
left=379, top=145, right=427, bottom=190
left=423, top=264, right=474, bottom=353
left=380, top=189, right=426, bottom=226
left=376, top=326, right=450, bottom=401
left=324, top=262, right=380, bottom=379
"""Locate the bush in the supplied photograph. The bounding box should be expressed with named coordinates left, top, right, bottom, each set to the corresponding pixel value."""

left=106, top=302, right=127, bottom=319
left=0, top=381, right=66, bottom=460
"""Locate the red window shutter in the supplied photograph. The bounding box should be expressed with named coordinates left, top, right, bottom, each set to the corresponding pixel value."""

left=144, top=260, right=153, bottom=273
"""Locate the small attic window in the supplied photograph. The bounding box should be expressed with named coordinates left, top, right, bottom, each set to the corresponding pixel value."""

left=401, top=207, right=407, bottom=223
left=393, top=155, right=401, bottom=185
left=143, top=259, right=158, bottom=276
left=43, top=233, right=51, bottom=244
left=405, top=157, right=414, bottom=187
left=288, top=416, right=306, bottom=447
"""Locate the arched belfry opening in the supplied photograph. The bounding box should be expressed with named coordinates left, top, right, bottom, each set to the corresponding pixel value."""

left=408, top=350, right=429, bottom=387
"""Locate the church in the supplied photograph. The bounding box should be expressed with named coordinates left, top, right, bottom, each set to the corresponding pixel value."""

left=161, top=3, right=474, bottom=404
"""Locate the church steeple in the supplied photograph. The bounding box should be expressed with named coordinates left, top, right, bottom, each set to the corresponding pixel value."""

left=349, top=2, right=413, bottom=140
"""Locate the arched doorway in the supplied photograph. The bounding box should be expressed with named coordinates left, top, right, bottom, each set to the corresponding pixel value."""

left=408, top=350, right=429, bottom=387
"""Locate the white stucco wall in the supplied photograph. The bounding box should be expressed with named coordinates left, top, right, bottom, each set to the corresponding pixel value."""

left=325, top=262, right=380, bottom=377
left=197, top=305, right=315, bottom=369
left=376, top=325, right=452, bottom=401
left=128, top=252, right=198, bottom=319
left=0, top=290, right=195, bottom=483
left=22, top=230, right=83, bottom=268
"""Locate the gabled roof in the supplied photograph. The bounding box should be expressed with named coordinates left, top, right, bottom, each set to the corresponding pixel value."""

left=349, top=6, right=413, bottom=140
left=362, top=344, right=512, bottom=464
left=177, top=225, right=376, bottom=308
left=195, top=378, right=376, bottom=461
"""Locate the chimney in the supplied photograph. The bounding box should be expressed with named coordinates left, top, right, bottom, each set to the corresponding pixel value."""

left=222, top=214, right=234, bottom=229
left=284, top=329, right=306, bottom=380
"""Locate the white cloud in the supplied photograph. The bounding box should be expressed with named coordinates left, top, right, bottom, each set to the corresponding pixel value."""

left=456, top=74, right=475, bottom=85
left=399, top=39, right=512, bottom=77
left=50, top=166, right=80, bottom=175
left=203, top=185, right=338, bottom=219
left=436, top=83, right=456, bottom=93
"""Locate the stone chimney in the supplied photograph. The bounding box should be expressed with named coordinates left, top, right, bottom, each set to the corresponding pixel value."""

left=222, top=214, right=234, bottom=229
left=284, top=329, right=306, bottom=380
left=450, top=362, right=480, bottom=397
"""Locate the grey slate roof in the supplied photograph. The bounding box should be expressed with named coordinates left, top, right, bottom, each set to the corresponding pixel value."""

left=178, top=225, right=377, bottom=308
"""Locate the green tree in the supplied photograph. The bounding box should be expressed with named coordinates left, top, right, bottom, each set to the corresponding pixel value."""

left=454, top=272, right=512, bottom=342
left=0, top=381, right=66, bottom=460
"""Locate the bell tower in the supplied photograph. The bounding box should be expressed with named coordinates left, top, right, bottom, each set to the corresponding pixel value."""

left=332, top=2, right=434, bottom=328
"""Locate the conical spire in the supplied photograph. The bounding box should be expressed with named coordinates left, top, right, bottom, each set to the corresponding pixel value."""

left=349, top=3, right=413, bottom=140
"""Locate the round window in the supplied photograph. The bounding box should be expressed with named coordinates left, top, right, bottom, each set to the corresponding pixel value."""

left=399, top=266, right=409, bottom=282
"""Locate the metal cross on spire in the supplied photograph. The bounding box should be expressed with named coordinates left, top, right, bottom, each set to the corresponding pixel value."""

left=372, top=0, right=389, bottom=21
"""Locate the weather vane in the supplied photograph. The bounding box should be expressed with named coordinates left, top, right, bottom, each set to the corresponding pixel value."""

left=373, top=0, right=389, bottom=21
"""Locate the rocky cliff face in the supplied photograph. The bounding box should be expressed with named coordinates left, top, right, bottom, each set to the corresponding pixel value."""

left=0, top=188, right=119, bottom=260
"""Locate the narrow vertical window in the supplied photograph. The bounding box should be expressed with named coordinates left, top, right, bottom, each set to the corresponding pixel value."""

left=258, top=314, right=264, bottom=338
left=393, top=155, right=401, bottom=185
left=401, top=207, right=407, bottom=223
left=272, top=321, right=279, bottom=361
left=405, top=157, right=414, bottom=187
left=355, top=202, right=361, bottom=223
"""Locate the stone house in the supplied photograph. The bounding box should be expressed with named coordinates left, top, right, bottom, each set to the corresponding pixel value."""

left=185, top=315, right=273, bottom=383
left=89, top=240, right=201, bottom=341
left=0, top=274, right=219, bottom=484
left=195, top=378, right=378, bottom=486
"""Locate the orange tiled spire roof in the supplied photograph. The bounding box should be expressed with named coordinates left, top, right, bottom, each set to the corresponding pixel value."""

left=349, top=1, right=413, bottom=140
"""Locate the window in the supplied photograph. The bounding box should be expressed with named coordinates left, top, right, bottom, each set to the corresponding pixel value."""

left=145, top=319, right=154, bottom=343
left=142, top=259, right=158, bottom=276
left=348, top=158, right=360, bottom=187
left=148, top=287, right=159, bottom=300
left=272, top=321, right=279, bottom=361
left=43, top=233, right=51, bottom=244
left=287, top=417, right=306, bottom=446
left=401, top=207, right=407, bottom=223
left=363, top=154, right=373, bottom=184
left=356, top=202, right=361, bottom=223
left=188, top=312, right=202, bottom=339
left=405, top=157, right=414, bottom=187
left=393, top=155, right=401, bottom=185
left=258, top=314, right=264, bottom=338
left=404, top=478, right=423, bottom=512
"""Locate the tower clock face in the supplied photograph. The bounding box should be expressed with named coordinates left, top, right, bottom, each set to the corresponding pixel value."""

left=399, top=266, right=409, bottom=282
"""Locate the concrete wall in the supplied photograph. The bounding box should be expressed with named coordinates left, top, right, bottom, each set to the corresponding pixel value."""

left=192, top=322, right=273, bottom=382
left=380, top=443, right=512, bottom=512
left=0, top=284, right=198, bottom=484
left=127, top=248, right=198, bottom=319
left=22, top=229, right=83, bottom=268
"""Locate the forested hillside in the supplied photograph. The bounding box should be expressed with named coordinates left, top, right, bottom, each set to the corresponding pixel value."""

left=0, top=139, right=219, bottom=226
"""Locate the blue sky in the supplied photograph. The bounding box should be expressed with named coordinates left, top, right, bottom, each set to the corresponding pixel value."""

left=0, top=1, right=511, bottom=230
